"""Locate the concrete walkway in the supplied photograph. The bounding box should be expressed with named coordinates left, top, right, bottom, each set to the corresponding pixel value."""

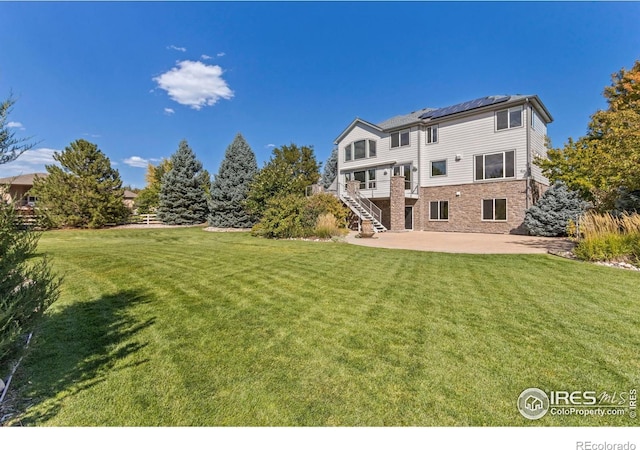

left=344, top=230, right=575, bottom=254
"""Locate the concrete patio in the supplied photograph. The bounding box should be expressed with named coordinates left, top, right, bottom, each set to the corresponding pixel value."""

left=344, top=230, right=575, bottom=254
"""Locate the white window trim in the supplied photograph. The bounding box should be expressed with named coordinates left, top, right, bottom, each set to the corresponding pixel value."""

left=430, top=159, right=447, bottom=178
left=481, top=198, right=508, bottom=222
left=344, top=139, right=378, bottom=162
left=429, top=200, right=449, bottom=221
left=346, top=169, right=377, bottom=190
left=474, top=150, right=516, bottom=181
left=495, top=106, right=523, bottom=131
left=426, top=124, right=438, bottom=144
left=391, top=129, right=411, bottom=149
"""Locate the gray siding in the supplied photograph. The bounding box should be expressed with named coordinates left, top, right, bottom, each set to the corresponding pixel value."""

left=419, top=107, right=528, bottom=187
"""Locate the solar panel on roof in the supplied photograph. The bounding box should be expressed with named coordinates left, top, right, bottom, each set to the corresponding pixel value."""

left=419, top=95, right=510, bottom=120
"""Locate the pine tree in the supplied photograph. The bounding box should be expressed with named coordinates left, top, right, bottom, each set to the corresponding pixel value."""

left=208, top=133, right=258, bottom=228
left=0, top=95, right=36, bottom=164
left=1, top=94, right=59, bottom=371
left=321, top=147, right=338, bottom=189
left=158, top=139, right=209, bottom=225
left=524, top=181, right=587, bottom=236
left=31, top=139, right=129, bottom=228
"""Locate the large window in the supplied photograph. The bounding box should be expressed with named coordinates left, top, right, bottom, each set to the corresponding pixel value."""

left=431, top=160, right=447, bottom=177
left=346, top=170, right=376, bottom=189
left=482, top=198, right=507, bottom=221
left=496, top=106, right=523, bottom=131
left=391, top=130, right=410, bottom=148
left=344, top=139, right=377, bottom=161
left=429, top=200, right=449, bottom=221
left=475, top=150, right=515, bottom=181
left=426, top=125, right=438, bottom=144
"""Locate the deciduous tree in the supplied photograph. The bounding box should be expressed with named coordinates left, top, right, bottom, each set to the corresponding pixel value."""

left=135, top=158, right=172, bottom=213
left=538, top=60, right=640, bottom=211
left=246, top=143, right=320, bottom=217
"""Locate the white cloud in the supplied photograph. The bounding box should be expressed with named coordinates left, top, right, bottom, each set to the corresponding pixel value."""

left=217, top=52, right=226, bottom=57
left=164, top=107, right=175, bottom=115
left=167, top=45, right=187, bottom=52
left=0, top=148, right=58, bottom=178
left=123, top=156, right=150, bottom=168
left=153, top=60, right=234, bottom=110
left=266, top=144, right=276, bottom=148
left=201, top=54, right=212, bottom=60
left=7, top=121, right=24, bottom=129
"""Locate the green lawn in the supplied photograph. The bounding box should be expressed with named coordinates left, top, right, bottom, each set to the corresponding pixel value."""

left=7, top=227, right=640, bottom=426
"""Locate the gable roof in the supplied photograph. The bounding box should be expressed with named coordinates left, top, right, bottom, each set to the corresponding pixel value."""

left=0, top=172, right=48, bottom=186
left=336, top=94, right=553, bottom=142
left=334, top=118, right=383, bottom=145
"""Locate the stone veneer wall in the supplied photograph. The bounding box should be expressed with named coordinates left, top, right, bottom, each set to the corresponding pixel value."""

left=390, top=176, right=406, bottom=231
left=420, top=180, right=531, bottom=234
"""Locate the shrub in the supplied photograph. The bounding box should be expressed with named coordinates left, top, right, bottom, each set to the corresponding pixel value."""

left=524, top=181, right=587, bottom=236
left=301, top=193, right=348, bottom=230
left=574, top=211, right=640, bottom=262
left=314, top=213, right=346, bottom=239
left=252, top=193, right=348, bottom=239
left=251, top=195, right=307, bottom=239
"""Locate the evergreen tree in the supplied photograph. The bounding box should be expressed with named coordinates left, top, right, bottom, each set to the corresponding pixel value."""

left=321, top=147, right=338, bottom=189
left=1, top=94, right=59, bottom=371
left=208, top=133, right=258, bottom=228
left=246, top=143, right=320, bottom=217
left=31, top=139, right=129, bottom=228
left=524, top=181, right=587, bottom=236
left=157, top=139, right=209, bottom=225
left=0, top=95, right=36, bottom=164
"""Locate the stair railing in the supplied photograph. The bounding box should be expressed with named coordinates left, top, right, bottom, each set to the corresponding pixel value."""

left=351, top=189, right=382, bottom=225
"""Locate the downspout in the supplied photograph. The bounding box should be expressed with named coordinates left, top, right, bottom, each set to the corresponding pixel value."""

left=525, top=99, right=531, bottom=210
left=417, top=125, right=421, bottom=230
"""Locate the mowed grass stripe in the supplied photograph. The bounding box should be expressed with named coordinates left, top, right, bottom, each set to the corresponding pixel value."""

left=8, top=228, right=640, bottom=426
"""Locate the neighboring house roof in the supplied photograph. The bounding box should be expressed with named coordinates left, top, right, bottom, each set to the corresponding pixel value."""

left=335, top=94, right=553, bottom=142
left=124, top=190, right=138, bottom=199
left=0, top=172, right=48, bottom=186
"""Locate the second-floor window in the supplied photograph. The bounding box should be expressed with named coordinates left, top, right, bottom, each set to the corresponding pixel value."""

left=391, top=130, right=410, bottom=148
left=431, top=160, right=447, bottom=177
left=426, top=125, right=438, bottom=144
left=344, top=139, right=377, bottom=161
left=475, top=150, right=515, bottom=181
left=496, top=106, right=523, bottom=131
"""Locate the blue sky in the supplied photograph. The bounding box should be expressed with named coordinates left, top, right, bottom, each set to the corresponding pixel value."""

left=1, top=1, right=639, bottom=188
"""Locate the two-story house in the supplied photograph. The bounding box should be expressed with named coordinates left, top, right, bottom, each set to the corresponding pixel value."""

left=334, top=95, right=552, bottom=234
